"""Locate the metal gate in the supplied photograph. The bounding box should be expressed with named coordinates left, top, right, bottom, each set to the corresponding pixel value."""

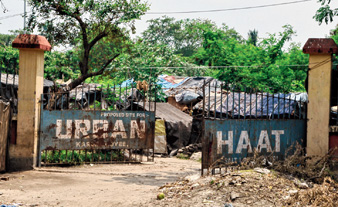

left=201, top=80, right=307, bottom=173
left=38, top=82, right=156, bottom=166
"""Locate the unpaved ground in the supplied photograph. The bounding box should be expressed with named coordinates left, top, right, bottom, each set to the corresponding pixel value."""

left=0, top=158, right=200, bottom=207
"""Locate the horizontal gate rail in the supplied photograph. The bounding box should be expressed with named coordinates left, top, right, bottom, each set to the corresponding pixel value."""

left=201, top=80, right=308, bottom=175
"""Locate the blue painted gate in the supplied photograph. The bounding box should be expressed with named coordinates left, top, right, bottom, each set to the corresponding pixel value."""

left=201, top=81, right=307, bottom=173
left=38, top=83, right=157, bottom=165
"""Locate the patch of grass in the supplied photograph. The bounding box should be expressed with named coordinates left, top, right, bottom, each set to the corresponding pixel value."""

left=176, top=153, right=190, bottom=160
left=41, top=149, right=124, bottom=164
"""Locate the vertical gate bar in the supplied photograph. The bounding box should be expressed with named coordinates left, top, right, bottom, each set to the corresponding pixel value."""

left=226, top=83, right=229, bottom=119
left=220, top=83, right=223, bottom=119
left=88, top=85, right=90, bottom=109
left=267, top=92, right=269, bottom=118
left=5, top=67, right=8, bottom=94
left=105, top=84, right=109, bottom=110
left=65, top=150, right=68, bottom=163
left=232, top=87, right=235, bottom=119
left=81, top=85, right=84, bottom=109
left=148, top=84, right=151, bottom=112
left=238, top=88, right=241, bottom=119
left=91, top=150, right=94, bottom=163
left=203, top=79, right=205, bottom=118
left=155, top=84, right=157, bottom=114
left=299, top=100, right=301, bottom=119
left=278, top=93, right=280, bottom=119
left=85, top=150, right=87, bottom=163
left=54, top=91, right=57, bottom=110
left=272, top=92, right=275, bottom=120
left=110, top=150, right=113, bottom=163
left=74, top=87, right=77, bottom=109
left=61, top=93, right=63, bottom=110
left=208, top=81, right=211, bottom=118
left=104, top=150, right=107, bottom=162
left=44, top=150, right=47, bottom=167
left=244, top=88, right=246, bottom=119
left=113, top=84, right=116, bottom=110
left=288, top=95, right=291, bottom=119
left=71, top=150, right=74, bottom=163
left=214, top=81, right=217, bottom=119
left=0, top=68, right=2, bottom=98
left=38, top=93, right=44, bottom=167
left=125, top=74, right=128, bottom=110
left=260, top=91, right=263, bottom=119
left=100, top=86, right=103, bottom=110
left=119, top=83, right=122, bottom=111
left=283, top=94, right=286, bottom=119
left=58, top=150, right=61, bottom=163
left=255, top=90, right=257, bottom=118
left=250, top=88, right=252, bottom=118
left=94, top=85, right=97, bottom=110
left=337, top=86, right=338, bottom=124
left=131, top=80, right=134, bottom=111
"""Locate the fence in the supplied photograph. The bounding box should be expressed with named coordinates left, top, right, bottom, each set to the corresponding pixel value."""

left=0, top=67, right=18, bottom=114
left=0, top=100, right=10, bottom=172
left=200, top=80, right=308, bottom=174
left=38, top=74, right=157, bottom=166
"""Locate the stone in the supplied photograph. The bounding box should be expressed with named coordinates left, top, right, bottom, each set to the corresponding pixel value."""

left=288, top=190, right=298, bottom=195
left=230, top=192, right=240, bottom=201
left=169, top=149, right=178, bottom=157
left=254, top=167, right=270, bottom=174
left=190, top=152, right=202, bottom=161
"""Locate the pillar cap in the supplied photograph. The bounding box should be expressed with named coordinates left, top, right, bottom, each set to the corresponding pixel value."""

left=303, top=38, right=338, bottom=55
left=12, top=34, right=51, bottom=51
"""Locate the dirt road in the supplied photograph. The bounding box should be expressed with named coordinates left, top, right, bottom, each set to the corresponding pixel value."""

left=0, top=158, right=200, bottom=207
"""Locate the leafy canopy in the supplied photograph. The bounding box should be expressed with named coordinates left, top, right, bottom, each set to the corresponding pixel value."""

left=314, top=0, right=338, bottom=24
left=27, top=0, right=149, bottom=89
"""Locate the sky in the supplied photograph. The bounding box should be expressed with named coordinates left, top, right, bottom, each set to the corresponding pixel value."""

left=0, top=0, right=337, bottom=49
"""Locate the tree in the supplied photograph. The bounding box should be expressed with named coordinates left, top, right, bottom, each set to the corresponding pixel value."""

left=142, top=16, right=215, bottom=57
left=248, top=29, right=258, bottom=46
left=27, top=0, right=149, bottom=90
left=0, top=34, right=16, bottom=47
left=314, top=0, right=338, bottom=24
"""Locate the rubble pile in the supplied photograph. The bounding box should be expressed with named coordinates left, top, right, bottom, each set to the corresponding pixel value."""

left=142, top=169, right=338, bottom=207
left=175, top=143, right=202, bottom=158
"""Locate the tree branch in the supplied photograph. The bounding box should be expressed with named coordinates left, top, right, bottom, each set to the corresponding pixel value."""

left=67, top=54, right=120, bottom=90
left=88, top=32, right=108, bottom=51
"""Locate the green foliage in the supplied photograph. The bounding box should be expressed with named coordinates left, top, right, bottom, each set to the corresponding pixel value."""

left=0, top=45, right=19, bottom=73
left=44, top=49, right=80, bottom=80
left=142, top=16, right=215, bottom=57
left=314, top=0, right=338, bottom=24
left=0, top=34, right=16, bottom=47
left=41, top=150, right=124, bottom=164
left=27, top=0, right=149, bottom=89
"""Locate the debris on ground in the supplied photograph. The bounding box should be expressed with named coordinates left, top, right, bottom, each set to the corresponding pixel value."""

left=141, top=145, right=338, bottom=207
left=175, top=143, right=202, bottom=159
left=142, top=169, right=338, bottom=207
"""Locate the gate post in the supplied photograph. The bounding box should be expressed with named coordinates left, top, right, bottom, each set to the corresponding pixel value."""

left=303, top=38, right=338, bottom=156
left=9, top=34, right=51, bottom=171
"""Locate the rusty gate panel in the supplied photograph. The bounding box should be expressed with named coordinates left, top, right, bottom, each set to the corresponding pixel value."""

left=40, top=110, right=155, bottom=151
left=0, top=100, right=10, bottom=172
left=200, top=80, right=308, bottom=174
left=202, top=119, right=306, bottom=172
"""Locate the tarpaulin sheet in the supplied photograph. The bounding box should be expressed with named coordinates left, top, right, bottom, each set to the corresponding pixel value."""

left=154, top=119, right=167, bottom=154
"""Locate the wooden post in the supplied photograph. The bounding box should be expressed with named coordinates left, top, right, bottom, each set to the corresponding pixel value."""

left=303, top=38, right=338, bottom=156
left=9, top=34, right=51, bottom=171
